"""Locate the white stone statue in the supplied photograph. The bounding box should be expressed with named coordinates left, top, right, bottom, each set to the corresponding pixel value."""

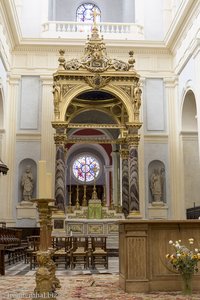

left=21, top=165, right=34, bottom=202
left=150, top=168, right=164, bottom=203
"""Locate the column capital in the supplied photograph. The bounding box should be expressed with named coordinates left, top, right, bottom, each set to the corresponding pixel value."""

left=127, top=134, right=140, bottom=148
left=163, top=76, right=178, bottom=87
left=7, top=75, right=21, bottom=85
left=52, top=121, right=68, bottom=132
left=54, top=134, right=66, bottom=145
left=126, top=122, right=142, bottom=132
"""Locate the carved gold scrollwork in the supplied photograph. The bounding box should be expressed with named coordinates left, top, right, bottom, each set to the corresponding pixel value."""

left=61, top=84, right=74, bottom=98
left=120, top=86, right=132, bottom=97
left=84, top=74, right=111, bottom=89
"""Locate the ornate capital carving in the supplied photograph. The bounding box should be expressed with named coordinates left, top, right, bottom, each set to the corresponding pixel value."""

left=126, top=134, right=140, bottom=148
left=51, top=121, right=67, bottom=132
left=54, top=134, right=66, bottom=145
left=126, top=122, right=142, bottom=133
left=84, top=74, right=111, bottom=89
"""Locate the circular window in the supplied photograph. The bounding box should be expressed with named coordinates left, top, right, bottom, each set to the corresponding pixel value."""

left=72, top=154, right=100, bottom=182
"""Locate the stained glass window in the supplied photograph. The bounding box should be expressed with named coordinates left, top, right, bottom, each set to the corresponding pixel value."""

left=76, top=3, right=101, bottom=23
left=72, top=154, right=100, bottom=183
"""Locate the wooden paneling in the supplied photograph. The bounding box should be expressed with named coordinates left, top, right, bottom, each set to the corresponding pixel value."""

left=119, top=220, right=200, bottom=293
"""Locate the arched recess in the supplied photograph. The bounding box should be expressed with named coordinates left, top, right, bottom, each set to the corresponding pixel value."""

left=18, top=159, right=37, bottom=203
left=0, top=87, right=4, bottom=129
left=181, top=89, right=200, bottom=211
left=66, top=141, right=110, bottom=206
left=60, top=85, right=135, bottom=123
left=148, top=160, right=166, bottom=204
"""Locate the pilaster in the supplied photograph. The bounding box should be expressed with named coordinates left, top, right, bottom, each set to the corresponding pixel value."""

left=2, top=75, right=20, bottom=225
left=40, top=76, right=55, bottom=174
left=164, top=77, right=184, bottom=219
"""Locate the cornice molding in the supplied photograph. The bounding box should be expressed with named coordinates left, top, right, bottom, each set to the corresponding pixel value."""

left=144, top=135, right=168, bottom=143
left=12, top=40, right=171, bottom=56
left=16, top=132, right=41, bottom=141
left=1, top=0, right=22, bottom=47
left=164, top=0, right=200, bottom=52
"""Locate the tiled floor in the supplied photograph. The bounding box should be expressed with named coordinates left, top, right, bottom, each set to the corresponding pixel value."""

left=4, top=256, right=119, bottom=276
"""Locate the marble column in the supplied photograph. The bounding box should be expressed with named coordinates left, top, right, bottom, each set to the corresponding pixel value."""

left=111, top=148, right=120, bottom=206
left=120, top=143, right=129, bottom=217
left=52, top=123, right=67, bottom=211
left=55, top=144, right=66, bottom=211
left=127, top=131, right=141, bottom=217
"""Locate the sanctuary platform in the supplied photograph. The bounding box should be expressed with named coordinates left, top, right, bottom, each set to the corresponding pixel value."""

left=52, top=202, right=124, bottom=253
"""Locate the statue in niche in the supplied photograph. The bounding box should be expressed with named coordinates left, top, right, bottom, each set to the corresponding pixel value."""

left=21, top=165, right=34, bottom=202
left=133, top=86, right=142, bottom=112
left=150, top=167, right=165, bottom=203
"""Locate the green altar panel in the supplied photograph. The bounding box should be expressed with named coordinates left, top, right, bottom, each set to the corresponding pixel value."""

left=88, top=199, right=102, bottom=219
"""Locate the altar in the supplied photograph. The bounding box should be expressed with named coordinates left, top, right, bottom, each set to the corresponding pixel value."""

left=118, top=220, right=200, bottom=293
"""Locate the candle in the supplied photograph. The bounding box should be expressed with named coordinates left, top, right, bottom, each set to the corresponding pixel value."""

left=38, top=160, right=47, bottom=198
left=46, top=172, right=52, bottom=198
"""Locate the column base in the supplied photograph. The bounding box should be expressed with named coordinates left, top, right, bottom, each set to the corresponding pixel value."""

left=127, top=210, right=142, bottom=219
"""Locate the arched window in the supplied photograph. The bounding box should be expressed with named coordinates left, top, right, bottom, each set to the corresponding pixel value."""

left=76, top=3, right=101, bottom=23
left=72, top=154, right=100, bottom=183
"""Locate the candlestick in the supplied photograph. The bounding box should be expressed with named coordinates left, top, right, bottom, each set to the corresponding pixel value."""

left=38, top=160, right=47, bottom=198
left=46, top=172, right=52, bottom=199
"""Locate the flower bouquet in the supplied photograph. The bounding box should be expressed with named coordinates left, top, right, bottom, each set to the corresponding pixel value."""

left=166, top=238, right=200, bottom=295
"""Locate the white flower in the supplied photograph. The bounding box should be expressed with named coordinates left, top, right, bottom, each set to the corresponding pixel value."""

left=195, top=248, right=199, bottom=253
left=169, top=240, right=173, bottom=244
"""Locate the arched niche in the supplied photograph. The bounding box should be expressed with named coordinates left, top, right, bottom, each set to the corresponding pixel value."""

left=148, top=160, right=166, bottom=204
left=0, top=88, right=4, bottom=129
left=181, top=90, right=197, bottom=132
left=18, top=159, right=37, bottom=202
left=181, top=90, right=200, bottom=210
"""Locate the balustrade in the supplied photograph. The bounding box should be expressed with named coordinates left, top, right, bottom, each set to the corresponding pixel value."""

left=41, top=21, right=144, bottom=40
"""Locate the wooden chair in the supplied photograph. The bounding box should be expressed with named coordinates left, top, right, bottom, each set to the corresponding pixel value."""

left=26, top=236, right=40, bottom=269
left=91, top=236, right=108, bottom=269
left=52, top=237, right=72, bottom=269
left=70, top=236, right=89, bottom=269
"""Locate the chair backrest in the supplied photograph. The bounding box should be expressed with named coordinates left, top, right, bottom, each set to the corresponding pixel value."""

left=52, top=236, right=72, bottom=251
left=27, top=235, right=40, bottom=251
left=91, top=236, right=107, bottom=251
left=72, top=236, right=88, bottom=251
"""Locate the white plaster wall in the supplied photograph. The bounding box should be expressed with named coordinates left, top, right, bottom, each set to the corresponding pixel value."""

left=20, top=0, right=43, bottom=37
left=143, top=0, right=164, bottom=40
left=19, top=76, right=41, bottom=130
left=144, top=78, right=166, bottom=132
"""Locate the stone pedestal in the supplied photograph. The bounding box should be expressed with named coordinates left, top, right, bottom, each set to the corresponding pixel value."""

left=148, top=203, right=168, bottom=219
left=16, top=202, right=37, bottom=219
left=52, top=210, right=66, bottom=232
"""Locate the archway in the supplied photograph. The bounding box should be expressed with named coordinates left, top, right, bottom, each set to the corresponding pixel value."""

left=181, top=90, right=200, bottom=214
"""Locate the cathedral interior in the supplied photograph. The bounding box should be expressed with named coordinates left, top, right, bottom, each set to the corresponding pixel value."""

left=1, top=0, right=200, bottom=297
